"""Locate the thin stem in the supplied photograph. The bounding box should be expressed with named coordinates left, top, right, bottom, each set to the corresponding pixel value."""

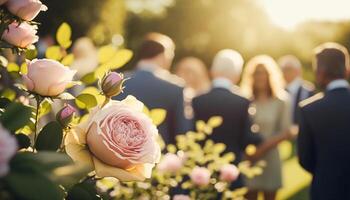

left=101, top=97, right=111, bottom=108
left=32, top=95, right=42, bottom=152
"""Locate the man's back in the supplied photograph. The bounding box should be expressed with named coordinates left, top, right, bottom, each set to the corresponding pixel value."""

left=116, top=69, right=188, bottom=144
left=193, top=88, right=260, bottom=163
left=298, top=88, right=350, bottom=200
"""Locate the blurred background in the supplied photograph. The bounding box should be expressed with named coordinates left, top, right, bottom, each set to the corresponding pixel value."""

left=36, top=0, right=350, bottom=199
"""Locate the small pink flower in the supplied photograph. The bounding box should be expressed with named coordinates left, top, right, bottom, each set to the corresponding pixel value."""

left=219, top=164, right=240, bottom=182
left=0, top=124, right=18, bottom=177
left=190, top=167, right=211, bottom=187
left=22, top=59, right=76, bottom=97
left=173, top=194, right=191, bottom=200
left=101, top=72, right=124, bottom=98
left=1, top=22, right=38, bottom=48
left=6, top=0, right=47, bottom=21
left=56, top=104, right=77, bottom=127
left=157, top=153, right=183, bottom=173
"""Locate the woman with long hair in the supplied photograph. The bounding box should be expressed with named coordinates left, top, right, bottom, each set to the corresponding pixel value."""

left=240, top=55, right=292, bottom=200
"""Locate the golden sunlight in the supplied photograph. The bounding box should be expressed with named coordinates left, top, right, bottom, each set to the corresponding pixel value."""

left=259, top=0, right=350, bottom=30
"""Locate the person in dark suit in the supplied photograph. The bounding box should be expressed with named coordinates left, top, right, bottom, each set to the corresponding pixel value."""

left=115, top=33, right=190, bottom=144
left=278, top=55, right=315, bottom=125
left=192, top=49, right=262, bottom=188
left=298, top=42, right=350, bottom=200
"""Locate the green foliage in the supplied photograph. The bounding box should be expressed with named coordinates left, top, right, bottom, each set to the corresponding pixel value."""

left=66, top=181, right=102, bottom=200
left=35, top=121, right=63, bottom=151
left=0, top=102, right=32, bottom=133
left=56, top=23, right=72, bottom=49
left=15, top=133, right=31, bottom=149
left=75, top=93, right=98, bottom=109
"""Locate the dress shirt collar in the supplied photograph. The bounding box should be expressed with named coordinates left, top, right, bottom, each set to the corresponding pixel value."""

left=212, top=78, right=234, bottom=91
left=137, top=61, right=161, bottom=72
left=326, top=79, right=349, bottom=91
left=286, top=77, right=302, bottom=94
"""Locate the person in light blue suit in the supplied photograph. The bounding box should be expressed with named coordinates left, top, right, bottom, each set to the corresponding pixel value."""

left=115, top=33, right=191, bottom=144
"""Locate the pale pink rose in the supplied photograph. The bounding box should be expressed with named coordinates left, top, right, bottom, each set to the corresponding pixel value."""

left=190, top=167, right=211, bottom=187
left=0, top=124, right=18, bottom=177
left=219, top=164, right=240, bottom=182
left=157, top=153, right=183, bottom=173
left=173, top=194, right=191, bottom=200
left=1, top=22, right=38, bottom=48
left=101, top=72, right=124, bottom=98
left=22, top=59, right=76, bottom=97
left=65, top=96, right=161, bottom=181
left=0, top=0, right=8, bottom=5
left=6, top=0, right=47, bottom=21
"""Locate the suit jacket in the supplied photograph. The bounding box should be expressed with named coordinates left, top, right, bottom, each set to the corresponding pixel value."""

left=298, top=88, right=350, bottom=200
left=115, top=69, right=190, bottom=144
left=290, top=81, right=315, bottom=124
left=192, top=87, right=262, bottom=188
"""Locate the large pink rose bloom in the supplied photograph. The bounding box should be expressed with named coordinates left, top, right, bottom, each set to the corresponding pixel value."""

left=157, top=153, right=183, bottom=173
left=0, top=124, right=18, bottom=177
left=190, top=167, right=211, bottom=187
left=219, top=164, right=240, bottom=182
left=65, top=96, right=161, bottom=181
left=1, top=22, right=38, bottom=48
left=22, top=59, right=76, bottom=97
left=6, top=0, right=47, bottom=21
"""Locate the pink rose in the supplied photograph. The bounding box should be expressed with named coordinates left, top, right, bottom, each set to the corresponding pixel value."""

left=65, top=96, right=161, bottom=181
left=0, top=0, right=8, bottom=5
left=22, top=59, right=76, bottom=97
left=6, top=0, right=47, bottom=21
left=0, top=124, right=18, bottom=177
left=101, top=72, right=125, bottom=98
left=173, top=194, right=191, bottom=200
left=219, top=164, right=240, bottom=182
left=157, top=153, right=183, bottom=173
left=1, top=22, right=38, bottom=48
left=190, top=167, right=211, bottom=187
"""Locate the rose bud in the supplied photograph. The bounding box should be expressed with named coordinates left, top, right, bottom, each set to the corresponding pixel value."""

left=157, top=153, right=183, bottom=173
left=65, top=96, right=161, bottom=181
left=6, top=0, right=47, bottom=21
left=219, top=164, right=240, bottom=182
left=173, top=195, right=191, bottom=200
left=0, top=124, right=18, bottom=177
left=56, top=104, right=77, bottom=128
left=1, top=22, right=38, bottom=48
left=190, top=167, right=211, bottom=187
left=101, top=72, right=125, bottom=98
left=22, top=59, right=76, bottom=97
left=0, top=0, right=8, bottom=5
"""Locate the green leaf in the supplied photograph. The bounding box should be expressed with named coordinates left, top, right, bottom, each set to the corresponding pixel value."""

left=15, top=133, right=31, bottom=149
left=62, top=54, right=75, bottom=66
left=35, top=121, right=63, bottom=151
left=0, top=97, right=11, bottom=108
left=25, top=49, right=38, bottom=60
left=98, top=45, right=117, bottom=64
left=7, top=62, right=19, bottom=72
left=20, top=62, right=28, bottom=75
left=4, top=171, right=65, bottom=200
left=38, top=100, right=52, bottom=118
left=0, top=88, right=16, bottom=100
left=110, top=49, right=133, bottom=69
left=56, top=23, right=72, bottom=49
left=57, top=92, right=75, bottom=100
left=0, top=102, right=32, bottom=132
left=45, top=46, right=63, bottom=60
left=75, top=94, right=98, bottom=109
left=67, top=182, right=102, bottom=200
left=80, top=72, right=97, bottom=85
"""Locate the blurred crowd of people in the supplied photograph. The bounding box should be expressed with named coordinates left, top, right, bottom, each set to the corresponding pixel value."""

left=115, top=33, right=350, bottom=200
